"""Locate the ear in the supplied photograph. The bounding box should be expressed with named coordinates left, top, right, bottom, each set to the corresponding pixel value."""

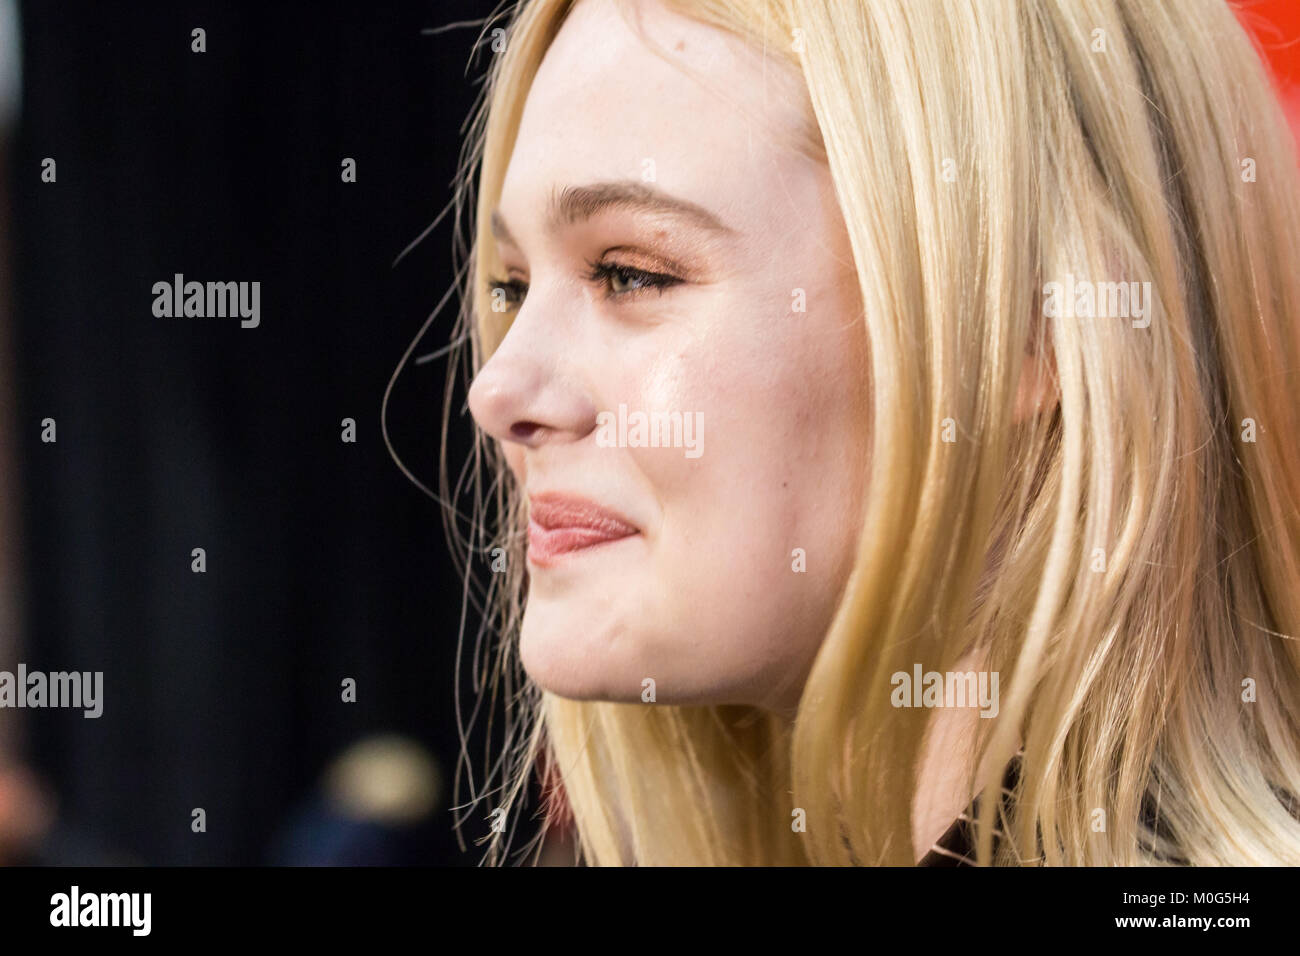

left=1012, top=347, right=1059, bottom=424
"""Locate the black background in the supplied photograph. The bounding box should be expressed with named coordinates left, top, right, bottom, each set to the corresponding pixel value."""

left=7, top=0, right=503, bottom=865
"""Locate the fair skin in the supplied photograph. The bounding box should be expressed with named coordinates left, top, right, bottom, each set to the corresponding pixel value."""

left=469, top=0, right=870, bottom=715
left=468, top=0, right=1041, bottom=861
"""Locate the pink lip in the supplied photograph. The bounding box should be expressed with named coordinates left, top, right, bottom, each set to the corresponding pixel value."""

left=527, top=493, right=639, bottom=567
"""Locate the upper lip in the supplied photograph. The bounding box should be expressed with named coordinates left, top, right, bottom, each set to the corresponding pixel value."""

left=527, top=492, right=639, bottom=535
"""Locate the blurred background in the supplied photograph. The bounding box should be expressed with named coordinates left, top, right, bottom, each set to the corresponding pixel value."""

left=0, top=0, right=1296, bottom=866
left=0, top=0, right=550, bottom=866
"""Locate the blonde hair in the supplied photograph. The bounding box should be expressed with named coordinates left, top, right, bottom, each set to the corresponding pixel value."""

left=439, top=0, right=1300, bottom=865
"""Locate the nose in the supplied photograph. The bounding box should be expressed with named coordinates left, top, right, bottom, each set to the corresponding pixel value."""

left=467, top=295, right=598, bottom=451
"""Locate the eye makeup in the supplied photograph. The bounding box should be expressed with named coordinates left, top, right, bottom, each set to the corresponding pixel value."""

left=486, top=247, right=688, bottom=310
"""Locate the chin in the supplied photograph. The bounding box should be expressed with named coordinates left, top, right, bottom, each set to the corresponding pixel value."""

left=518, top=617, right=634, bottom=703
left=518, top=615, right=719, bottom=705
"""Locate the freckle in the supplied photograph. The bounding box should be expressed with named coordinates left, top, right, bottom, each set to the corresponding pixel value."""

left=674, top=40, right=685, bottom=52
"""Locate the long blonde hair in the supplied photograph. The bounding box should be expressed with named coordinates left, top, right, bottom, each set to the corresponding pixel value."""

left=439, top=0, right=1300, bottom=865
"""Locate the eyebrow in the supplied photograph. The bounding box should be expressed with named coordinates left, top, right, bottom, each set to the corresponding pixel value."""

left=489, top=179, right=736, bottom=249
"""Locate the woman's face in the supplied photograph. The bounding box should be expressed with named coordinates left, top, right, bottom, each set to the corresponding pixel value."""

left=468, top=0, right=870, bottom=713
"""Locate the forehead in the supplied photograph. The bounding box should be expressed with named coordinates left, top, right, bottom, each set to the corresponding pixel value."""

left=498, top=0, right=816, bottom=227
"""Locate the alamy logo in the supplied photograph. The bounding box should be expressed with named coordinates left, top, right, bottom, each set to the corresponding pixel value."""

left=890, top=664, right=999, bottom=717
left=1042, top=274, right=1153, bottom=328
left=50, top=886, right=151, bottom=936
left=152, top=273, right=260, bottom=328
left=0, top=664, right=103, bottom=718
left=595, top=403, right=703, bottom=459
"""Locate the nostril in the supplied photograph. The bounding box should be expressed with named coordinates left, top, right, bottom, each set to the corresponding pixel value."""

left=510, top=421, right=546, bottom=442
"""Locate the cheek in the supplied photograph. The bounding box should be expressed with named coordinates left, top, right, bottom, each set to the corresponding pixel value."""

left=625, top=282, right=868, bottom=684
left=641, top=282, right=866, bottom=530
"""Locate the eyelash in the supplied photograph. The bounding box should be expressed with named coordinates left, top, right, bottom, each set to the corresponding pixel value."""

left=486, top=258, right=683, bottom=310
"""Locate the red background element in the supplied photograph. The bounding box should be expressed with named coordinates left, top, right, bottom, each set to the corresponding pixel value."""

left=1235, top=0, right=1300, bottom=147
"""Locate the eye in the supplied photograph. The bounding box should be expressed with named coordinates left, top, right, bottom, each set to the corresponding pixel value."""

left=484, top=277, right=528, bottom=312
left=584, top=259, right=683, bottom=301
left=483, top=259, right=684, bottom=313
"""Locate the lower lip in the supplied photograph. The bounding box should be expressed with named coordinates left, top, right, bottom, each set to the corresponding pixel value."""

left=527, top=520, right=638, bottom=567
